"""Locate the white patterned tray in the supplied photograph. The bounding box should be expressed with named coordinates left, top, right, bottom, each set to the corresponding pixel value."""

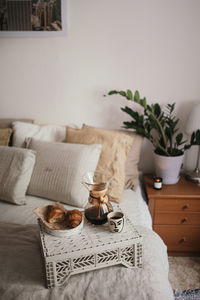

left=39, top=206, right=142, bottom=288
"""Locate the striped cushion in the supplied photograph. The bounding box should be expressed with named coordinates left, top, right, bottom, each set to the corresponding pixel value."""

left=27, top=139, right=102, bottom=208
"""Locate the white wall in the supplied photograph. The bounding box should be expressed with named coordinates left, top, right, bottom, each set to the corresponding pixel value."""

left=1, top=0, right=200, bottom=173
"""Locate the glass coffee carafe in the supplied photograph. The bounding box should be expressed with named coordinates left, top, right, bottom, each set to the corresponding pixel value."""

left=82, top=171, right=113, bottom=225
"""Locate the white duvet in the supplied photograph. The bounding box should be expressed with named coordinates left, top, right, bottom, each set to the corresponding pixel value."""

left=0, top=184, right=174, bottom=300
left=0, top=184, right=152, bottom=228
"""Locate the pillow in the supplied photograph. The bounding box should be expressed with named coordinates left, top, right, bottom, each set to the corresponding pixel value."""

left=124, top=132, right=143, bottom=190
left=27, top=139, right=102, bottom=208
left=0, top=146, right=36, bottom=205
left=0, top=128, right=13, bottom=146
left=0, top=118, right=34, bottom=146
left=66, top=126, right=134, bottom=203
left=82, top=124, right=143, bottom=191
left=12, top=122, right=66, bottom=148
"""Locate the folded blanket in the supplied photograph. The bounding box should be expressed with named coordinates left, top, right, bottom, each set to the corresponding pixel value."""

left=0, top=223, right=174, bottom=300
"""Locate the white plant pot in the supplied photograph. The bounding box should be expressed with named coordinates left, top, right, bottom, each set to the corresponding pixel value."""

left=153, top=152, right=184, bottom=184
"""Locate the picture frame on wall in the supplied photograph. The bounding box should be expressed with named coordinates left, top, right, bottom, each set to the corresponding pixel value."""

left=0, top=0, right=67, bottom=37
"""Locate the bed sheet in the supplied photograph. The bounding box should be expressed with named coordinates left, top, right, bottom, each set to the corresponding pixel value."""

left=0, top=183, right=152, bottom=229
left=0, top=222, right=173, bottom=300
left=0, top=182, right=174, bottom=300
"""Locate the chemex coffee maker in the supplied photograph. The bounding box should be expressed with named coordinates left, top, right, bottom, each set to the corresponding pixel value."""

left=82, top=171, right=113, bottom=225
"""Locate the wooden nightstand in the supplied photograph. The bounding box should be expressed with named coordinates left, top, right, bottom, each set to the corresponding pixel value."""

left=143, top=174, right=200, bottom=256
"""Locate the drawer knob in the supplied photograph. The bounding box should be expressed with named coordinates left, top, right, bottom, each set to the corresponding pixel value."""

left=179, top=237, right=186, bottom=243
left=182, top=205, right=189, bottom=210
left=181, top=217, right=188, bottom=223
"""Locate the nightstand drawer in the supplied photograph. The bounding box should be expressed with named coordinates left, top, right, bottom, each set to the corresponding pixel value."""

left=154, top=225, right=200, bottom=252
left=144, top=174, right=200, bottom=255
left=155, top=199, right=200, bottom=212
left=154, top=212, right=200, bottom=225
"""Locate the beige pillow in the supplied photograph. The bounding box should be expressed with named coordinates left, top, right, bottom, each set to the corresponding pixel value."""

left=124, top=132, right=143, bottom=190
left=66, top=127, right=134, bottom=203
left=82, top=125, right=143, bottom=191
left=0, top=128, right=13, bottom=146
left=27, top=139, right=102, bottom=208
left=0, top=146, right=36, bottom=205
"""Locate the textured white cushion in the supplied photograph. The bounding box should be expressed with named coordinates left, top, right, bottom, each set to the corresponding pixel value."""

left=27, top=139, right=102, bottom=208
left=12, top=121, right=66, bottom=148
left=0, top=146, right=36, bottom=205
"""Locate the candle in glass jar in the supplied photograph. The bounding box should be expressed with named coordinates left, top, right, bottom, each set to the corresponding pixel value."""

left=153, top=177, right=162, bottom=190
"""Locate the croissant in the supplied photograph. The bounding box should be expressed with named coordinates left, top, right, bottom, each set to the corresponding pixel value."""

left=47, top=205, right=66, bottom=224
left=66, top=209, right=82, bottom=228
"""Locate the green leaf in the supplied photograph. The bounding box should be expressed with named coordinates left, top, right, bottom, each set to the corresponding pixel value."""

left=141, top=97, right=147, bottom=108
left=173, top=119, right=179, bottom=129
left=136, top=128, right=147, bottom=137
left=171, top=103, right=175, bottom=113
left=108, top=90, right=118, bottom=95
left=149, top=114, right=158, bottom=129
left=134, top=90, right=140, bottom=103
left=121, top=106, right=139, bottom=120
left=119, top=90, right=126, bottom=97
left=176, top=133, right=183, bottom=145
left=190, top=130, right=200, bottom=145
left=154, top=103, right=161, bottom=117
left=123, top=121, right=138, bottom=130
left=196, top=130, right=200, bottom=144
left=190, top=132, right=195, bottom=144
left=165, top=127, right=171, bottom=139
left=167, top=103, right=175, bottom=114
left=139, top=115, right=144, bottom=123
left=178, top=140, right=187, bottom=146
left=126, top=89, right=133, bottom=100
left=184, top=144, right=191, bottom=150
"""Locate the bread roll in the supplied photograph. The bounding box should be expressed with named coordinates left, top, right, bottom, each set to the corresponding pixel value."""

left=66, top=209, right=82, bottom=228
left=47, top=205, right=66, bottom=223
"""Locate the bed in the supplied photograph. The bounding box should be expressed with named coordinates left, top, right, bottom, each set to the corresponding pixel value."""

left=0, top=119, right=174, bottom=300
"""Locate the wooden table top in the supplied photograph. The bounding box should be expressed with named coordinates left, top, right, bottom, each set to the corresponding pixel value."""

left=143, top=174, right=200, bottom=199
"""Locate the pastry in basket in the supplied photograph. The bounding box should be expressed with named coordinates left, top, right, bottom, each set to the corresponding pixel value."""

left=66, top=209, right=82, bottom=228
left=47, top=205, right=66, bottom=224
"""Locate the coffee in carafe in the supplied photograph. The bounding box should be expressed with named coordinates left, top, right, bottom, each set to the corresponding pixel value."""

left=82, top=172, right=113, bottom=225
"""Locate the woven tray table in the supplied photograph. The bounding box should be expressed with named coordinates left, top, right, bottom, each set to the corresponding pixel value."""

left=39, top=208, right=142, bottom=288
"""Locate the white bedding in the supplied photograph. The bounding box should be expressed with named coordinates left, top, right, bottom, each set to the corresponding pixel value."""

left=0, top=183, right=152, bottom=229
left=0, top=182, right=174, bottom=300
left=0, top=223, right=174, bottom=300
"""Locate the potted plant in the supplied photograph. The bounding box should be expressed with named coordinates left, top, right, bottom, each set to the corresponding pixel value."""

left=106, top=89, right=200, bottom=184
